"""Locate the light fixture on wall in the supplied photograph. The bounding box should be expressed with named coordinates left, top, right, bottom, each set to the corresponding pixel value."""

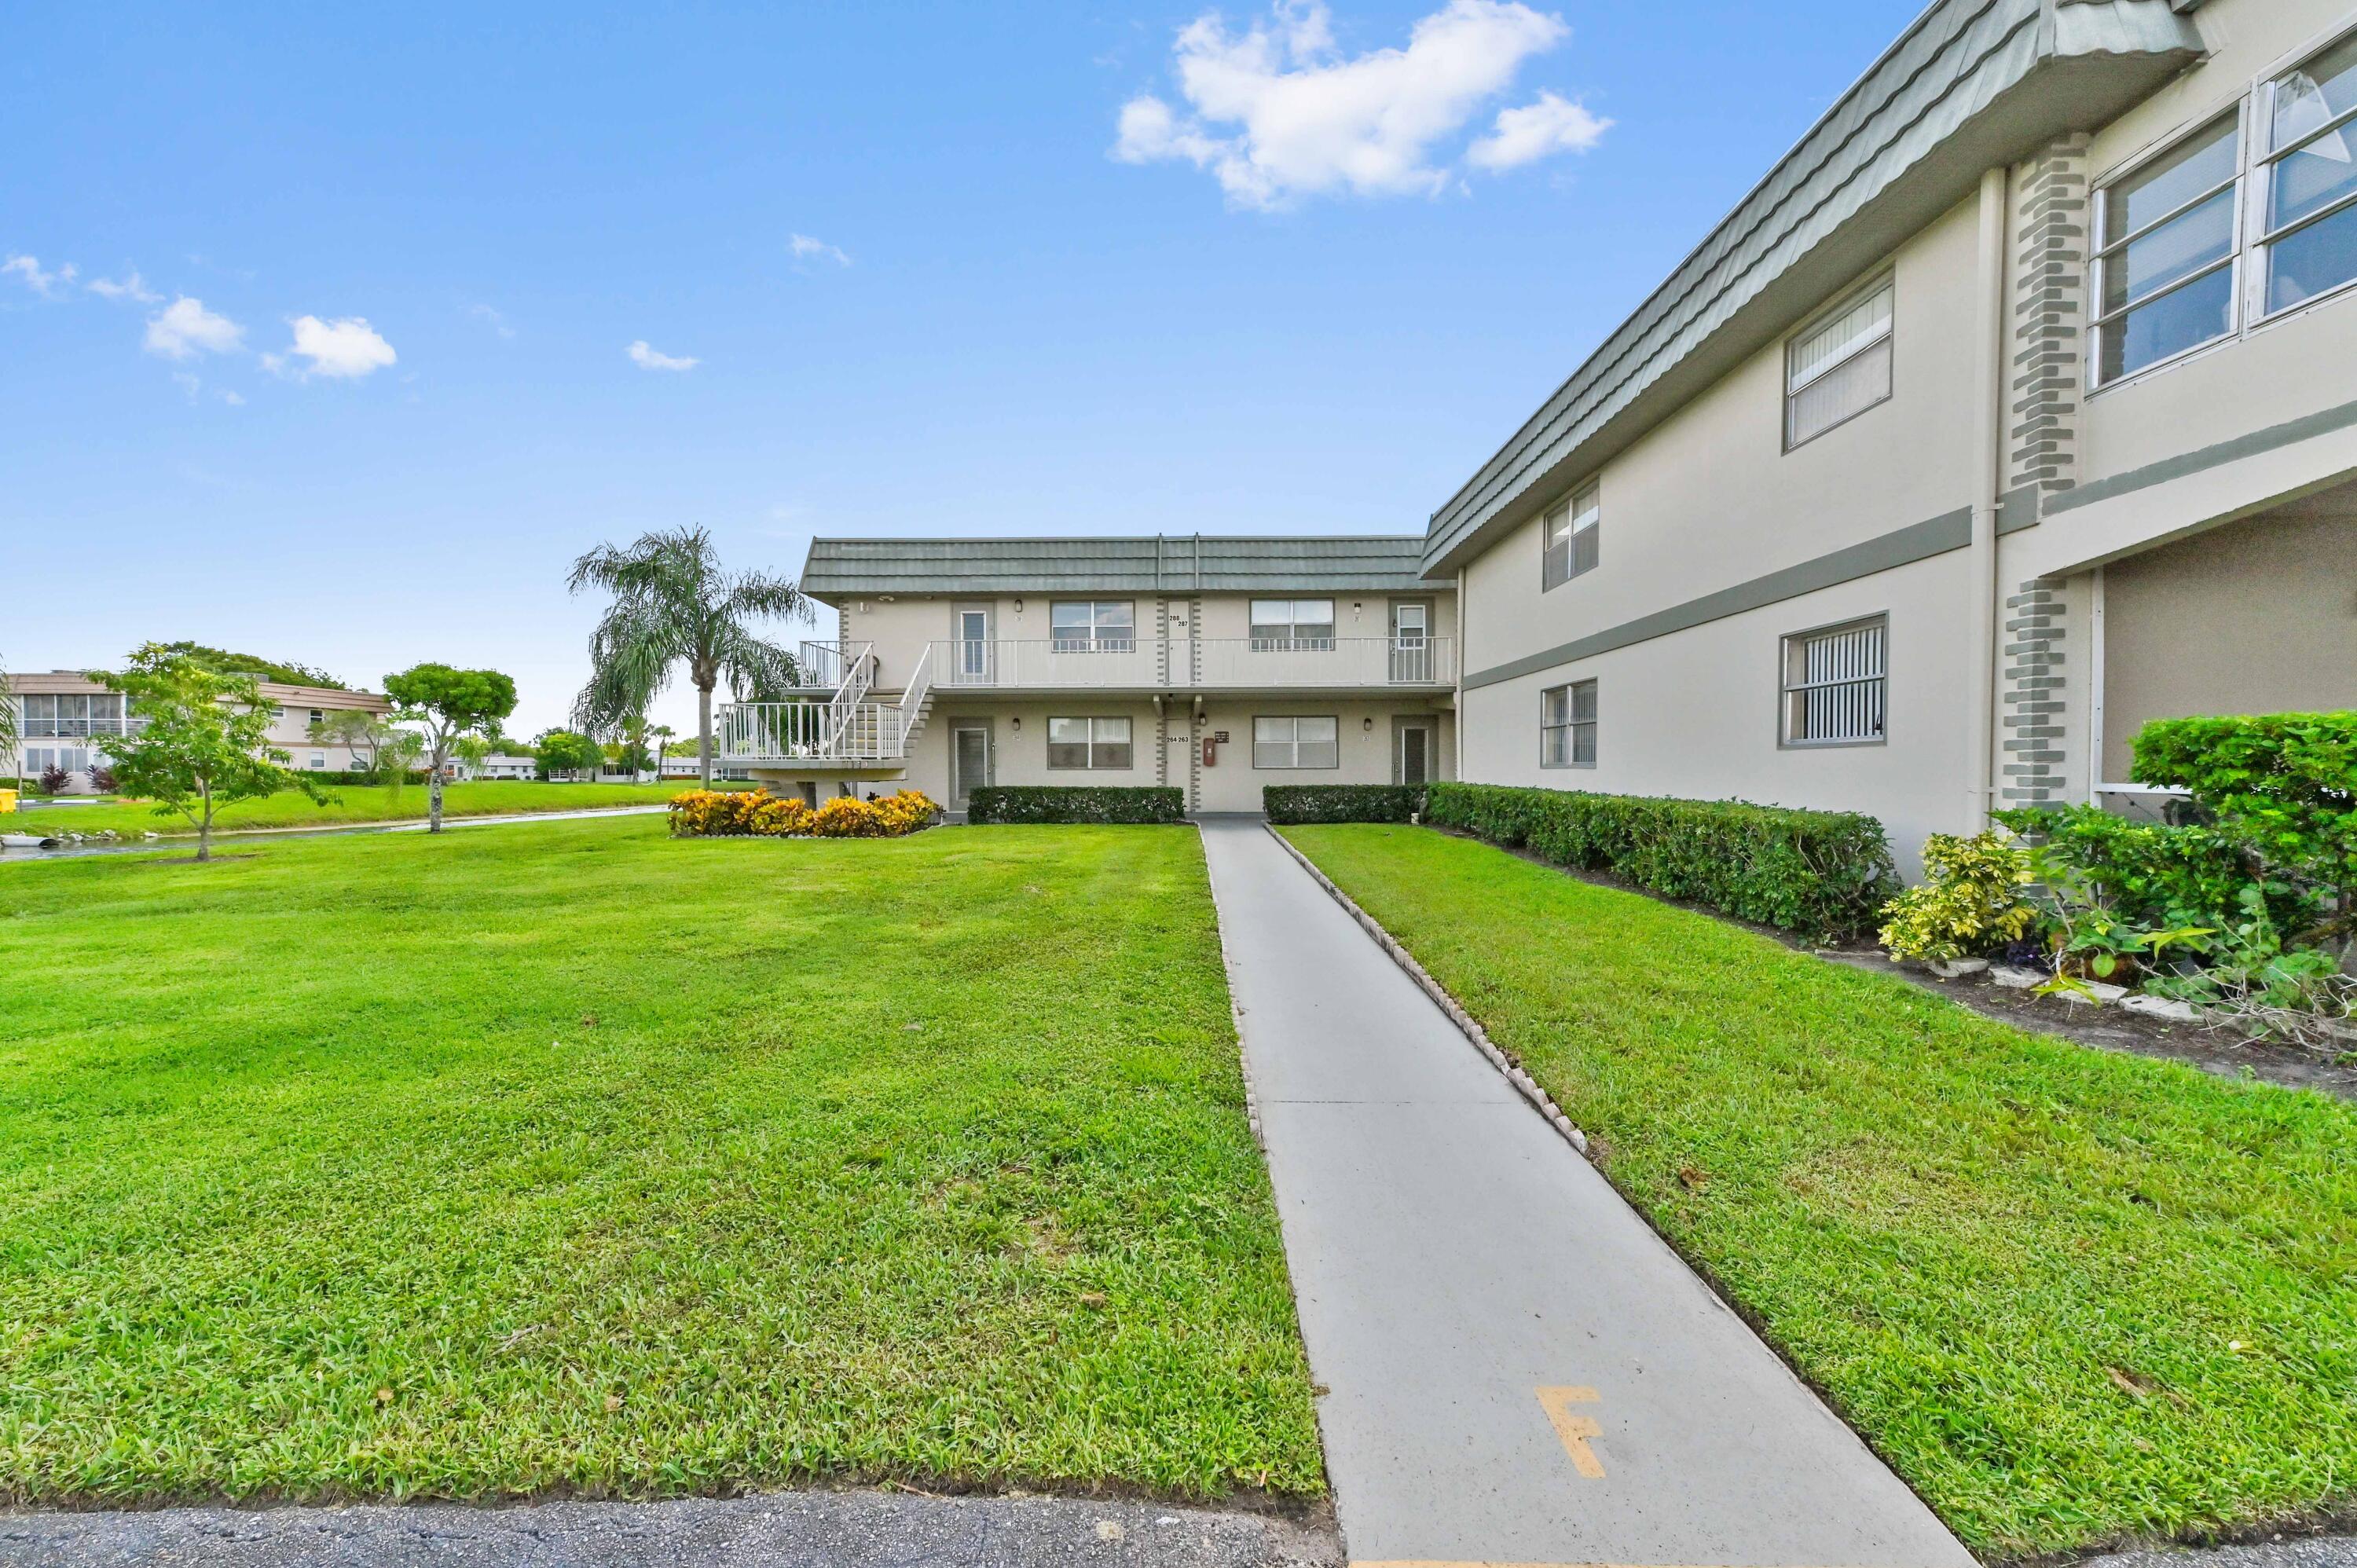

left=1362, top=716, right=1374, bottom=733
left=1014, top=597, right=1025, bottom=614
left=1010, top=716, right=1021, bottom=734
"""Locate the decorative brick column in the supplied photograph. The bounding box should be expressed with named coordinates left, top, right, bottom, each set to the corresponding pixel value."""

left=2000, top=577, right=2068, bottom=806
left=2011, top=134, right=2090, bottom=500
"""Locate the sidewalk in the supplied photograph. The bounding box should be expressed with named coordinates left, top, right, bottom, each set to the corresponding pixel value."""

left=1198, top=819, right=1974, bottom=1568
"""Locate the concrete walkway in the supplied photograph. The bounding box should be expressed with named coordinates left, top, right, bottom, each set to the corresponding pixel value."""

left=1199, top=820, right=1975, bottom=1568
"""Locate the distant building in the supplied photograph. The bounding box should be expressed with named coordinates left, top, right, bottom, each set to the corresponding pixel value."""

left=3, top=669, right=391, bottom=793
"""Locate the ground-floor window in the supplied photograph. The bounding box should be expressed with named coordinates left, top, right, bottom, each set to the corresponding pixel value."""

left=1047, top=716, right=1133, bottom=769
left=1252, top=715, right=1339, bottom=769
left=1780, top=614, right=1887, bottom=746
left=1541, top=680, right=1596, bottom=768
left=23, top=747, right=92, bottom=776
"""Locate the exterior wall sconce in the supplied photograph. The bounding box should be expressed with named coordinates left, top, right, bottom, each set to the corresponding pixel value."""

left=1013, top=597, right=1025, bottom=614
left=1010, top=716, right=1021, bottom=734
left=1362, top=716, right=1375, bottom=733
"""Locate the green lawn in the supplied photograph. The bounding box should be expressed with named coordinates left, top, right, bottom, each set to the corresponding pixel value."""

left=0, top=819, right=1319, bottom=1505
left=13, top=779, right=689, bottom=837
left=1283, top=824, right=2356, bottom=1559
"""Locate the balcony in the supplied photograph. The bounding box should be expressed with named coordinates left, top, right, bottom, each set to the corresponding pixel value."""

left=20, top=716, right=141, bottom=738
left=932, top=636, right=1454, bottom=692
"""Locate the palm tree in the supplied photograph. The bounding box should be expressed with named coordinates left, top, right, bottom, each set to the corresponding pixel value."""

left=567, top=527, right=808, bottom=786
left=0, top=653, right=16, bottom=784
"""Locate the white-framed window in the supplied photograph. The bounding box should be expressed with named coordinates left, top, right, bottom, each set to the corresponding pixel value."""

left=2256, top=28, right=2357, bottom=319
left=1541, top=482, right=1600, bottom=590
left=1248, top=599, right=1336, bottom=650
left=1785, top=275, right=1894, bottom=447
left=1047, top=716, right=1132, bottom=769
left=1541, top=680, right=1596, bottom=768
left=309, top=709, right=324, bottom=726
left=2093, top=112, right=2242, bottom=386
left=1781, top=615, right=1887, bottom=746
left=1251, top=715, right=1340, bottom=769
left=25, top=747, right=91, bottom=776
left=310, top=752, right=327, bottom=769
left=1049, top=601, right=1135, bottom=653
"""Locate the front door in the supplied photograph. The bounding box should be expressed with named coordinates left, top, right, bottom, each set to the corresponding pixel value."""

left=951, top=723, right=992, bottom=810
left=1395, top=720, right=1432, bottom=786
left=954, top=605, right=994, bottom=684
left=1390, top=602, right=1431, bottom=683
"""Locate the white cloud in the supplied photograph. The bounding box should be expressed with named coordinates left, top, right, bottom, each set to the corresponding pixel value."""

left=471, top=302, right=515, bottom=338
left=86, top=269, right=161, bottom=303
left=220, top=388, right=246, bottom=406
left=4, top=254, right=77, bottom=296
left=282, top=314, right=398, bottom=379
left=1468, top=88, right=1609, bottom=170
left=627, top=339, right=698, bottom=372
left=1113, top=0, right=1587, bottom=208
left=144, top=296, right=244, bottom=359
left=788, top=233, right=852, bottom=266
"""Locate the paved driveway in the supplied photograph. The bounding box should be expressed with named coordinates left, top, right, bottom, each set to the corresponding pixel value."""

left=1200, top=819, right=1975, bottom=1568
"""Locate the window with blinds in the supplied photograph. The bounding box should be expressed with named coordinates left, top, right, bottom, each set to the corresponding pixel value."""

left=1784, top=277, right=1893, bottom=447
left=1248, top=599, right=1336, bottom=650
left=1049, top=601, right=1135, bottom=653
left=1541, top=482, right=1600, bottom=589
left=1541, top=679, right=1596, bottom=768
left=1781, top=617, right=1887, bottom=746
left=1252, top=715, right=1340, bottom=769
left=1047, top=716, right=1132, bottom=769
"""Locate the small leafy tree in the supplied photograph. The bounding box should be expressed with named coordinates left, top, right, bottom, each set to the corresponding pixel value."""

left=534, top=728, right=599, bottom=781
left=383, top=664, right=518, bottom=833
left=567, top=526, right=807, bottom=787
left=96, top=644, right=328, bottom=862
left=307, top=709, right=420, bottom=783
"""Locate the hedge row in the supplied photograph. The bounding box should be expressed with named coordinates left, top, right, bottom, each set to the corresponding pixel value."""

left=1424, top=781, right=1898, bottom=942
left=966, top=785, right=1186, bottom=825
left=1264, top=783, right=1426, bottom=824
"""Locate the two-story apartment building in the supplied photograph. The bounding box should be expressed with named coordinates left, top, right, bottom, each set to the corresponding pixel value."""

left=4, top=669, right=393, bottom=791
left=1426, top=0, right=2357, bottom=869
left=717, top=537, right=1457, bottom=812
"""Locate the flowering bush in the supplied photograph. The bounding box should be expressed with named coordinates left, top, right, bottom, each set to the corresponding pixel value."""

left=669, top=787, right=934, bottom=839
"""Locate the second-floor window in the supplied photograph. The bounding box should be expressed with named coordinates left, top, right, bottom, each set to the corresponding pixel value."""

left=1541, top=483, right=1600, bottom=589
left=1248, top=599, right=1336, bottom=650
left=1785, top=275, right=1893, bottom=447
left=2259, top=30, right=2357, bottom=315
left=2094, top=112, right=2241, bottom=385
left=1050, top=601, right=1135, bottom=653
left=19, top=694, right=125, bottom=736
left=2092, top=27, right=2357, bottom=388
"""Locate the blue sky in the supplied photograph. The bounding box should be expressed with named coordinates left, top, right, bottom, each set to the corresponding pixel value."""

left=4, top=1, right=1914, bottom=738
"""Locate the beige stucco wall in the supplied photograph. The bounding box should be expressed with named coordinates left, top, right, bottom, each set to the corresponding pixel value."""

left=1460, top=196, right=1986, bottom=684
left=2099, top=503, right=2357, bottom=779
left=1460, top=551, right=1983, bottom=875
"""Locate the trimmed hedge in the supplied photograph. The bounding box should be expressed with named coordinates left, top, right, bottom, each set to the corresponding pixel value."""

left=1424, top=781, right=1898, bottom=942
left=966, top=785, right=1186, bottom=825
left=1264, top=783, right=1426, bottom=824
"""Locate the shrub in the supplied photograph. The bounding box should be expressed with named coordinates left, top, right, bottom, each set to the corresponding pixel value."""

left=668, top=788, right=935, bottom=839
left=38, top=764, right=70, bottom=795
left=1264, top=783, right=1425, bottom=824
left=1878, top=833, right=2036, bottom=962
left=1993, top=803, right=2316, bottom=936
left=87, top=763, right=119, bottom=793
left=1424, top=781, right=1897, bottom=942
left=966, top=786, right=1185, bottom=825
left=2132, top=711, right=2355, bottom=947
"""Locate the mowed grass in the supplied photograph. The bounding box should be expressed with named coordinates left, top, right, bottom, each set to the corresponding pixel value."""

left=1283, top=824, right=2356, bottom=1559
left=16, top=779, right=687, bottom=837
left=0, top=819, right=1321, bottom=1505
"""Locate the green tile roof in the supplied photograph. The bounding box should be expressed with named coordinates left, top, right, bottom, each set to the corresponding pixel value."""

left=801, top=536, right=1447, bottom=599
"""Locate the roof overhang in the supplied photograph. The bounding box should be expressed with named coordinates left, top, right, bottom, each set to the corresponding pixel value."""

left=801, top=535, right=1450, bottom=603
left=1421, top=0, right=2208, bottom=578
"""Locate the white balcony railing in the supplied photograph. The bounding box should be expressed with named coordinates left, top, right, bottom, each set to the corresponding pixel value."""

left=717, top=700, right=909, bottom=763
left=21, top=716, right=143, bottom=738
left=933, top=636, right=1453, bottom=691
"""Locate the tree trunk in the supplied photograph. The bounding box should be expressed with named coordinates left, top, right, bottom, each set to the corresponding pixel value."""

left=698, top=681, right=714, bottom=788
left=196, top=780, right=212, bottom=863
left=428, top=748, right=446, bottom=833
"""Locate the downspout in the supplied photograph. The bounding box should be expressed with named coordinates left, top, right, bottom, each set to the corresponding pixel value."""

left=1967, top=164, right=2010, bottom=833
